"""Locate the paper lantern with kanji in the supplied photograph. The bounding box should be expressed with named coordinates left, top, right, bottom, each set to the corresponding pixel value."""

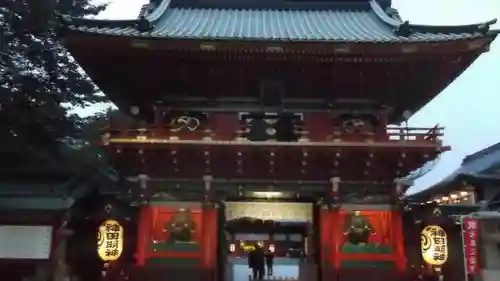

left=421, top=225, right=448, bottom=266
left=97, top=220, right=124, bottom=262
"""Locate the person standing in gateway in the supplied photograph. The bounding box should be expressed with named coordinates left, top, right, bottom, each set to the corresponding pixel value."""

left=248, top=243, right=265, bottom=280
left=265, top=250, right=274, bottom=276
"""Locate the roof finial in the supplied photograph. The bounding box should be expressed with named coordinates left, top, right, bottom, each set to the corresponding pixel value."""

left=136, top=16, right=153, bottom=32
left=477, top=19, right=497, bottom=33
left=395, top=21, right=412, bottom=37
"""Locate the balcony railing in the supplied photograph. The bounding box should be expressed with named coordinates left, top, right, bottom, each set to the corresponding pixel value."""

left=102, top=122, right=444, bottom=146
left=385, top=125, right=443, bottom=141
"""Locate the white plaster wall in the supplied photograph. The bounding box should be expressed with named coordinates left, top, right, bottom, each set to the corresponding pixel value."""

left=481, top=220, right=500, bottom=270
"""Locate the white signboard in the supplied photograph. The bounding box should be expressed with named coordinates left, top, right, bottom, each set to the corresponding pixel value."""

left=226, top=202, right=312, bottom=222
left=0, top=225, right=53, bottom=259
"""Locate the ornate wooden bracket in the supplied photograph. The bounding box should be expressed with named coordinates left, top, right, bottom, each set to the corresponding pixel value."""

left=394, top=178, right=412, bottom=210
left=329, top=177, right=341, bottom=208
left=203, top=175, right=214, bottom=202
left=127, top=174, right=151, bottom=205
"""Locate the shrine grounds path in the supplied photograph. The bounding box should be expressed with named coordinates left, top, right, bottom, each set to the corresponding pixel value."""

left=230, top=257, right=300, bottom=280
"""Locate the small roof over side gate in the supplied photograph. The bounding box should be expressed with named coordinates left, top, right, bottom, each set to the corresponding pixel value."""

left=59, top=0, right=498, bottom=44
left=408, top=142, right=500, bottom=202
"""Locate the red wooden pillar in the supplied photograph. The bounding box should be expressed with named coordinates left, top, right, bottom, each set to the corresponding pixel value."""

left=331, top=209, right=341, bottom=270
left=329, top=177, right=341, bottom=270
left=135, top=206, right=152, bottom=266
left=392, top=210, right=406, bottom=271
left=320, top=206, right=334, bottom=281
left=201, top=204, right=218, bottom=281
left=392, top=181, right=406, bottom=272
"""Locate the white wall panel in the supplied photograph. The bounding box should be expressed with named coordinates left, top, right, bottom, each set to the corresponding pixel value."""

left=0, top=225, right=52, bottom=259
left=225, top=202, right=312, bottom=222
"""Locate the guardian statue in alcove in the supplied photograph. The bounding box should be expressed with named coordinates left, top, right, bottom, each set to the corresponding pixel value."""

left=165, top=208, right=197, bottom=243
left=343, top=210, right=375, bottom=245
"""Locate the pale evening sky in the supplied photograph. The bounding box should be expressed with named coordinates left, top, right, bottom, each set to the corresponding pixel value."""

left=87, top=0, right=500, bottom=194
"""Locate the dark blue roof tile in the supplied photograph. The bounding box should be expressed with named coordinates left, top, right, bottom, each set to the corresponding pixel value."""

left=408, top=142, right=500, bottom=200
left=148, top=8, right=471, bottom=41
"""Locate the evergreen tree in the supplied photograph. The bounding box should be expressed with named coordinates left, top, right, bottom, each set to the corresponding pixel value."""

left=0, top=0, right=107, bottom=169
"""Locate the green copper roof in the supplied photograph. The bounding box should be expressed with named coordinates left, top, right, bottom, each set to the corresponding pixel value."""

left=61, top=0, right=498, bottom=43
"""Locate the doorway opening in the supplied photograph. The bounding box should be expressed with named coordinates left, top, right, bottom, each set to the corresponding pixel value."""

left=221, top=201, right=314, bottom=281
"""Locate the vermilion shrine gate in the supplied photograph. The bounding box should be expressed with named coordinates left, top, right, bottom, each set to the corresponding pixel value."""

left=56, top=0, right=498, bottom=281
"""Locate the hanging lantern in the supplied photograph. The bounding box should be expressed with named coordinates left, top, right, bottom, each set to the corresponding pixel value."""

left=97, top=220, right=124, bottom=262
left=421, top=225, right=448, bottom=266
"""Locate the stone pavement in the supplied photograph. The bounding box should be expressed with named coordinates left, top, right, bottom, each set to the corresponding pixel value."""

left=231, top=257, right=299, bottom=281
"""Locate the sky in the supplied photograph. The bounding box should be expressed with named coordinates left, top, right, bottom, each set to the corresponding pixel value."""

left=87, top=0, right=500, bottom=194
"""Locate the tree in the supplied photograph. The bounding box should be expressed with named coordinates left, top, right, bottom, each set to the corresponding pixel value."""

left=0, top=0, right=107, bottom=169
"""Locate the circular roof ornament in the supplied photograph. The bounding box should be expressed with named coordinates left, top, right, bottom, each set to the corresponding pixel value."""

left=130, top=106, right=140, bottom=115
left=266, top=127, right=277, bottom=136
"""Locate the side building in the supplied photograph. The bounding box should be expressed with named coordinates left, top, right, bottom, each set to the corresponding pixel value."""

left=408, top=142, right=500, bottom=206
left=0, top=167, right=133, bottom=281
left=407, top=142, right=500, bottom=281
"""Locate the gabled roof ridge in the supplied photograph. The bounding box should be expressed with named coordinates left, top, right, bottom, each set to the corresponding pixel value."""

left=165, top=6, right=365, bottom=12
left=369, top=0, right=402, bottom=27
left=138, top=4, right=152, bottom=19
left=162, top=0, right=375, bottom=11
left=463, top=141, right=500, bottom=165
left=144, top=0, right=172, bottom=23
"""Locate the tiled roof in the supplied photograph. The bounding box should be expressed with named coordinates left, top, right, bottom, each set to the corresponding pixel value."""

left=62, top=0, right=498, bottom=43
left=408, top=142, right=500, bottom=200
